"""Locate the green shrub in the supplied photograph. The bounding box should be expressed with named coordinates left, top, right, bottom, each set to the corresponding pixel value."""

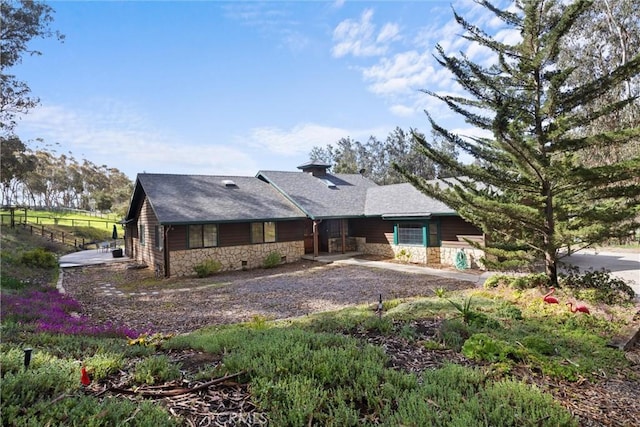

left=0, top=275, right=26, bottom=290
left=362, top=315, right=394, bottom=335
left=483, top=274, right=511, bottom=288
left=438, top=319, right=470, bottom=351
left=263, top=251, right=282, bottom=268
left=193, top=259, right=222, bottom=277
left=20, top=247, right=57, bottom=269
left=4, top=394, right=179, bottom=427
left=85, top=352, right=124, bottom=381
left=560, top=268, right=634, bottom=304
left=133, top=355, right=181, bottom=385
left=484, top=273, right=549, bottom=290
left=495, top=302, right=523, bottom=320
left=1, top=354, right=78, bottom=408
left=522, top=335, right=555, bottom=356
left=462, top=333, right=523, bottom=363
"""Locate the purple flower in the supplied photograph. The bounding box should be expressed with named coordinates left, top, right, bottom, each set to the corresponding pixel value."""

left=1, top=288, right=148, bottom=338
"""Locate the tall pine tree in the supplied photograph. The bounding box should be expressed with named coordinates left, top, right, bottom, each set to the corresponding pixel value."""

left=397, top=0, right=640, bottom=285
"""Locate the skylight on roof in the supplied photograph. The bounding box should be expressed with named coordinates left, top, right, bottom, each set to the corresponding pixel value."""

left=321, top=179, right=337, bottom=189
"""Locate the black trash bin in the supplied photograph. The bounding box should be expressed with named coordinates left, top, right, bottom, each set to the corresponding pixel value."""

left=112, top=248, right=123, bottom=258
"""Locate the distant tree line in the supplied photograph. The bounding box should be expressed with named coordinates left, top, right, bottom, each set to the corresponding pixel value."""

left=0, top=1, right=133, bottom=215
left=309, top=127, right=459, bottom=185
left=1, top=136, right=132, bottom=214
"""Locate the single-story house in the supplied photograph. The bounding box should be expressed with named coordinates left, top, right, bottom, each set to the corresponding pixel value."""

left=124, top=161, right=484, bottom=277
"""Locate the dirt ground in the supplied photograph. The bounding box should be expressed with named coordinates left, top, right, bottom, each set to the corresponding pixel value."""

left=60, top=260, right=475, bottom=334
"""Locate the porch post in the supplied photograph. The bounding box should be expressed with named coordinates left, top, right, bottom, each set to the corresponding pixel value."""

left=313, top=220, right=319, bottom=258
left=341, top=219, right=346, bottom=254
left=164, top=225, right=171, bottom=277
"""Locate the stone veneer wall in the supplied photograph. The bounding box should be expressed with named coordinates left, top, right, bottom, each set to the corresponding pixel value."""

left=440, top=246, right=485, bottom=270
left=170, top=241, right=304, bottom=277
left=359, top=241, right=441, bottom=265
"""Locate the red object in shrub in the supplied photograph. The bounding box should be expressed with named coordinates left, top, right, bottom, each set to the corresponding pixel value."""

left=81, top=365, right=91, bottom=386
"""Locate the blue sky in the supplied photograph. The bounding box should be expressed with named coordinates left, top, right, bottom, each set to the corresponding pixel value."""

left=13, top=0, right=516, bottom=180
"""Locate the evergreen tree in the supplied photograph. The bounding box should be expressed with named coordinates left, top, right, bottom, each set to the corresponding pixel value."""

left=396, top=0, right=640, bottom=285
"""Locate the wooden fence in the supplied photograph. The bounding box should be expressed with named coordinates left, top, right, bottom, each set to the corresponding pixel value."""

left=15, top=222, right=121, bottom=250
left=0, top=214, right=114, bottom=229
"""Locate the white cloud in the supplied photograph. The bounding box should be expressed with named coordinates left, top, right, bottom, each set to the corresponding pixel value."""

left=362, top=50, right=435, bottom=97
left=389, top=104, right=415, bottom=117
left=331, top=9, right=398, bottom=58
left=15, top=102, right=258, bottom=178
left=377, top=22, right=401, bottom=44
left=242, top=123, right=387, bottom=155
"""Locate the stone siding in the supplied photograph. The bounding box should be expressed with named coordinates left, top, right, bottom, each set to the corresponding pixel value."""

left=170, top=241, right=304, bottom=277
left=360, top=242, right=441, bottom=266
left=440, top=246, right=485, bottom=270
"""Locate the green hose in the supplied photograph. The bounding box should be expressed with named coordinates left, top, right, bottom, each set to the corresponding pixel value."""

left=455, top=249, right=468, bottom=270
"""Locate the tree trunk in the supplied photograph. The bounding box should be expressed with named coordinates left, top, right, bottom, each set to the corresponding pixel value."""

left=543, top=181, right=558, bottom=286
left=545, top=251, right=558, bottom=287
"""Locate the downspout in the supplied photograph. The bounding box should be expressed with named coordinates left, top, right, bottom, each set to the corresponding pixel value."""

left=164, top=225, right=172, bottom=278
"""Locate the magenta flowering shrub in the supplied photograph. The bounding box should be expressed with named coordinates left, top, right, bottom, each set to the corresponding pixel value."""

left=1, top=288, right=141, bottom=338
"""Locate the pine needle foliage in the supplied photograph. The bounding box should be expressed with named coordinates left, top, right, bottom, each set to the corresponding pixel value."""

left=396, top=0, right=640, bottom=285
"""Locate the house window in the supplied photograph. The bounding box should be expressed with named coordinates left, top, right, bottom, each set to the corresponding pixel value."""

left=188, top=224, right=218, bottom=248
left=252, top=222, right=276, bottom=243
left=154, top=225, right=164, bottom=250
left=139, top=224, right=145, bottom=246
left=397, top=223, right=424, bottom=245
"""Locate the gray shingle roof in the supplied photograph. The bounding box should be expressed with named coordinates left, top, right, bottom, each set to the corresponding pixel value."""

left=132, top=174, right=306, bottom=224
left=257, top=170, right=379, bottom=219
left=364, top=183, right=455, bottom=217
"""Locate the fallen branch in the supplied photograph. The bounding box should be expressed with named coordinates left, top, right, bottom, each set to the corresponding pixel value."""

left=106, top=371, right=245, bottom=398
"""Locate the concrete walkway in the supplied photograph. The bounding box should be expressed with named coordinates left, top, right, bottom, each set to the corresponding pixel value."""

left=59, top=248, right=130, bottom=268
left=304, top=252, right=493, bottom=285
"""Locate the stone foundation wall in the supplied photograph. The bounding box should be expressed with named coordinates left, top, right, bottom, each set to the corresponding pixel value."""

left=440, top=246, right=485, bottom=270
left=170, top=241, right=304, bottom=277
left=360, top=242, right=395, bottom=258
left=359, top=242, right=441, bottom=265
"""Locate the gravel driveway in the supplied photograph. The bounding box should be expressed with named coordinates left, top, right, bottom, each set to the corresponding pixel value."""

left=60, top=260, right=477, bottom=334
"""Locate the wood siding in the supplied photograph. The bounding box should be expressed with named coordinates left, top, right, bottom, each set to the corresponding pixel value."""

left=219, top=223, right=250, bottom=246
left=167, top=220, right=305, bottom=251
left=350, top=218, right=393, bottom=244
left=439, top=216, right=483, bottom=241
left=133, top=197, right=163, bottom=271
left=277, top=220, right=306, bottom=242
left=167, top=226, right=188, bottom=251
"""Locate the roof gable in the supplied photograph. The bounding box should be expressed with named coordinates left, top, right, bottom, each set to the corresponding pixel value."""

left=257, top=170, right=379, bottom=219
left=364, top=183, right=455, bottom=217
left=126, top=174, right=306, bottom=224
